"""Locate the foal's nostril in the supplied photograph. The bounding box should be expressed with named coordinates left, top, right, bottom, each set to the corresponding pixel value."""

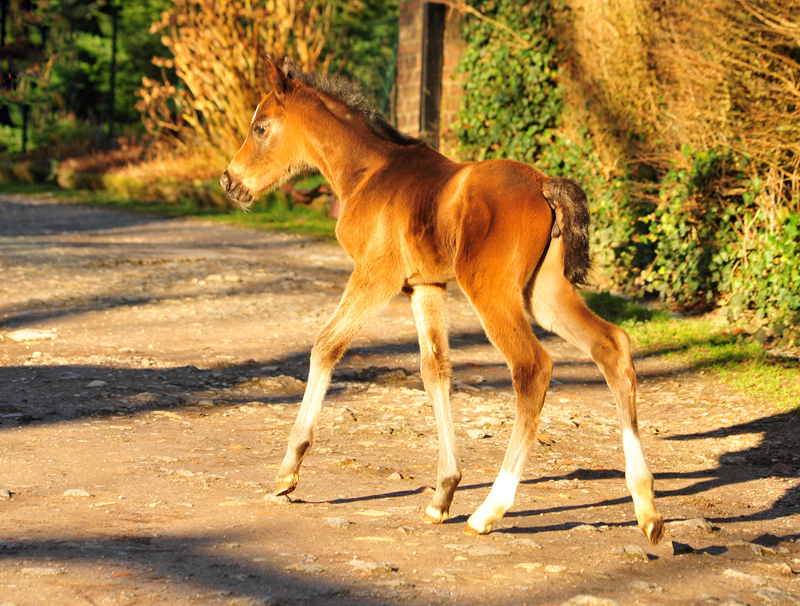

left=220, top=171, right=231, bottom=191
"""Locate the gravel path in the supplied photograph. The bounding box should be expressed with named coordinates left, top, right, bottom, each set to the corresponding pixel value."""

left=1, top=193, right=799, bottom=606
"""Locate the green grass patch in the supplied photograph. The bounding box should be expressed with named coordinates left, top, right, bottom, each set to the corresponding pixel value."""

left=583, top=291, right=800, bottom=411
left=0, top=182, right=337, bottom=239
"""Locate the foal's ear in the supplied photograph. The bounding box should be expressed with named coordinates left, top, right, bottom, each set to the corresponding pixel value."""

left=283, top=57, right=296, bottom=77
left=265, top=55, right=287, bottom=101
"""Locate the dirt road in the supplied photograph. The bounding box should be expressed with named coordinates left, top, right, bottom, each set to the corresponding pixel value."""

left=1, top=193, right=798, bottom=606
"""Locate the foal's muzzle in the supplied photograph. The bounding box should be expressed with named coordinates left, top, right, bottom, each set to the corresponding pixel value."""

left=220, top=170, right=254, bottom=205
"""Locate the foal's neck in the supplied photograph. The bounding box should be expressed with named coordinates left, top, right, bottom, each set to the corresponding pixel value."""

left=293, top=94, right=390, bottom=199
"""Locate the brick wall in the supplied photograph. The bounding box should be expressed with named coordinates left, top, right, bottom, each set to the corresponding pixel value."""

left=396, top=0, right=424, bottom=137
left=439, top=9, right=466, bottom=160
left=396, top=1, right=465, bottom=158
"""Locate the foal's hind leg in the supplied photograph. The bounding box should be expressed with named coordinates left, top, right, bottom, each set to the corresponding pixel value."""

left=529, top=252, right=664, bottom=544
left=458, top=279, right=553, bottom=535
left=275, top=270, right=400, bottom=496
left=407, top=284, right=461, bottom=523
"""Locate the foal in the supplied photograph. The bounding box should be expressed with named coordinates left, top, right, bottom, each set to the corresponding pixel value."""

left=221, top=57, right=664, bottom=544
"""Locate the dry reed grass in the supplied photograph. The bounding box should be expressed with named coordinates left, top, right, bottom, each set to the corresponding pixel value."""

left=560, top=0, right=799, bottom=216
left=137, top=0, right=336, bottom=159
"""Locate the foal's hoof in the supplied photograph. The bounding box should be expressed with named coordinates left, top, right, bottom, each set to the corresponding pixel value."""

left=275, top=473, right=298, bottom=496
left=422, top=505, right=449, bottom=525
left=464, top=514, right=492, bottom=535
left=642, top=514, right=665, bottom=545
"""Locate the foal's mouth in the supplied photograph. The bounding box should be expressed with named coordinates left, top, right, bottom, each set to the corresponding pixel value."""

left=220, top=171, right=254, bottom=206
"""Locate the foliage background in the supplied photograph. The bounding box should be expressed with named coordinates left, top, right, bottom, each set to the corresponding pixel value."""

left=453, top=0, right=800, bottom=343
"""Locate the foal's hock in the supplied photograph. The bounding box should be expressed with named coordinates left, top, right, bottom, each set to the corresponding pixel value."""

left=221, top=56, right=664, bottom=544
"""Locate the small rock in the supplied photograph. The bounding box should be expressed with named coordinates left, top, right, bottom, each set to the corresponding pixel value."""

left=728, top=541, right=777, bottom=557
left=6, top=329, right=56, bottom=342
left=755, top=587, right=800, bottom=604
left=467, top=429, right=491, bottom=439
left=63, top=488, right=93, bottom=498
left=0, top=488, right=11, bottom=500
left=388, top=471, right=411, bottom=480
left=515, top=562, right=542, bottom=572
left=572, top=524, right=601, bottom=533
left=667, top=518, right=714, bottom=533
left=722, top=568, right=768, bottom=586
left=431, top=568, right=457, bottom=581
left=226, top=598, right=272, bottom=606
left=545, top=565, right=567, bottom=573
left=773, top=562, right=793, bottom=576
left=560, top=595, right=621, bottom=606
left=467, top=544, right=509, bottom=557
left=21, top=567, right=63, bottom=576
left=348, top=559, right=398, bottom=574
left=324, top=516, right=353, bottom=528
left=617, top=544, right=650, bottom=562
left=264, top=493, right=291, bottom=504
left=285, top=562, right=326, bottom=574
left=476, top=416, right=503, bottom=428
left=87, top=380, right=107, bottom=388
left=630, top=580, right=664, bottom=593
left=507, top=538, right=543, bottom=549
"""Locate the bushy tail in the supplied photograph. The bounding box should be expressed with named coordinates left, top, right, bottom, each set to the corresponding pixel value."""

left=542, top=178, right=591, bottom=286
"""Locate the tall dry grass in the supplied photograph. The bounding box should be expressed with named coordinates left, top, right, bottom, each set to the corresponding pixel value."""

left=561, top=0, right=799, bottom=214
left=137, top=0, right=336, bottom=160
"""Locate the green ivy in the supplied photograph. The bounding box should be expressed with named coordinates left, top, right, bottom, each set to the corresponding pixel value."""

left=455, top=1, right=800, bottom=340
left=455, top=0, right=562, bottom=163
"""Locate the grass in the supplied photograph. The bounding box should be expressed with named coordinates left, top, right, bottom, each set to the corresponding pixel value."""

left=0, top=181, right=337, bottom=239
left=583, top=291, right=800, bottom=412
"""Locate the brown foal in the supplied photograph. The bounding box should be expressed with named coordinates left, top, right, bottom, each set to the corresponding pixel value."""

left=221, top=57, right=664, bottom=544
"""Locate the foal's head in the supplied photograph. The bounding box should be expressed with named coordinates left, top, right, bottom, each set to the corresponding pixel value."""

left=221, top=56, right=426, bottom=206
left=220, top=57, right=312, bottom=206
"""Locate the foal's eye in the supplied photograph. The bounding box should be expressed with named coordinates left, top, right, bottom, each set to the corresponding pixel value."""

left=254, top=124, right=267, bottom=135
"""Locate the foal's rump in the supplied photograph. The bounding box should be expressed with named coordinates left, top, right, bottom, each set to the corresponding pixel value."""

left=454, top=159, right=591, bottom=290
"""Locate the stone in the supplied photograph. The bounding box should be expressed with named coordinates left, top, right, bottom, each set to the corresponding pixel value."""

left=285, top=562, right=326, bottom=574
left=722, top=568, right=768, bottom=586
left=545, top=565, right=567, bottom=573
left=466, top=545, right=509, bottom=557
left=0, top=488, right=11, bottom=500
left=431, top=568, right=457, bottom=581
left=348, top=559, right=398, bottom=574
left=572, top=524, right=601, bottom=533
left=21, top=567, right=63, bottom=576
left=755, top=587, right=800, bottom=604
left=617, top=544, right=650, bottom=562
left=324, top=516, right=353, bottom=528
left=560, top=595, right=621, bottom=606
left=87, top=380, right=107, bottom=388
left=6, top=329, right=56, bottom=342
left=476, top=416, right=503, bottom=428
left=467, top=429, right=491, bottom=439
left=263, top=493, right=292, bottom=505
left=515, top=562, right=542, bottom=572
left=507, top=538, right=543, bottom=549
left=630, top=580, right=664, bottom=593
left=667, top=518, right=715, bottom=533
left=63, top=488, right=93, bottom=498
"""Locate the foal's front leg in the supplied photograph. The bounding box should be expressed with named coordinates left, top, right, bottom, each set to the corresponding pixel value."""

left=407, top=284, right=461, bottom=523
left=275, top=271, right=399, bottom=496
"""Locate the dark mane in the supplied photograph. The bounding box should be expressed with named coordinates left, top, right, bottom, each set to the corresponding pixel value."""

left=287, top=66, right=429, bottom=148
